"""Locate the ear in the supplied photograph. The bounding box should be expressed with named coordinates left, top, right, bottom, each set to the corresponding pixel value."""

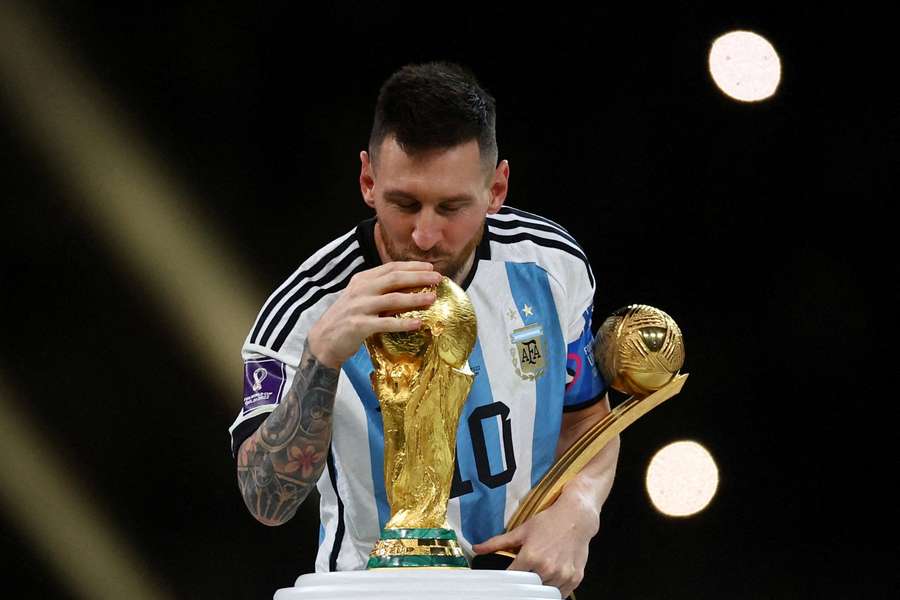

left=360, top=150, right=376, bottom=209
left=487, top=159, right=509, bottom=215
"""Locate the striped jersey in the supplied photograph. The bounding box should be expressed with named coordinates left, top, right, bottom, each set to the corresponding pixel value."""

left=229, top=205, right=607, bottom=572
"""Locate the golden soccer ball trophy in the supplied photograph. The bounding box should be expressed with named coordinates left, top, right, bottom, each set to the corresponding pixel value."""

left=595, top=304, right=685, bottom=396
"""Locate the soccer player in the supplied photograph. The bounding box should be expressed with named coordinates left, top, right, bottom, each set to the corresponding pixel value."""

left=230, top=61, right=620, bottom=599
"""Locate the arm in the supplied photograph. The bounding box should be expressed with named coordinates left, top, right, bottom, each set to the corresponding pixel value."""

left=236, top=341, right=339, bottom=526
left=553, top=393, right=620, bottom=525
left=473, top=394, right=619, bottom=598
left=236, top=261, right=442, bottom=525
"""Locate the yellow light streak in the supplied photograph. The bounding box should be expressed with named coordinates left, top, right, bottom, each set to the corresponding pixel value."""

left=0, top=375, right=173, bottom=600
left=0, top=2, right=262, bottom=403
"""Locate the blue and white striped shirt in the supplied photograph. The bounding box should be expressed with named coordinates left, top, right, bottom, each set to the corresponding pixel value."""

left=229, top=206, right=607, bottom=572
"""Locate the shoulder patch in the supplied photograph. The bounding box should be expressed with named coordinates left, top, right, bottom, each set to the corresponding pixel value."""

left=242, top=358, right=287, bottom=415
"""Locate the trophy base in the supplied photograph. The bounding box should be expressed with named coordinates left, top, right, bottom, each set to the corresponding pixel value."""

left=367, top=528, right=468, bottom=569
left=274, top=569, right=561, bottom=599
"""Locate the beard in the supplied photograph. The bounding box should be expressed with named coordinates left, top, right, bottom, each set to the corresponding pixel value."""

left=380, top=224, right=484, bottom=283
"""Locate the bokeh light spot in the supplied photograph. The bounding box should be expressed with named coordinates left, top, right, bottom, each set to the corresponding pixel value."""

left=709, top=30, right=781, bottom=101
left=646, top=440, right=719, bottom=517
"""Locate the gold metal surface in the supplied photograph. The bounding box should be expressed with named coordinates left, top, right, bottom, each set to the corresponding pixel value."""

left=595, top=304, right=685, bottom=397
left=366, top=276, right=478, bottom=530
left=507, top=304, right=687, bottom=531
left=507, top=373, right=688, bottom=530
left=369, top=538, right=466, bottom=559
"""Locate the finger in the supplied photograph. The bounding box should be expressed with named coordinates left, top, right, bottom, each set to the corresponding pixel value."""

left=559, top=575, right=581, bottom=600
left=347, top=262, right=435, bottom=293
left=373, top=269, right=443, bottom=293
left=371, top=261, right=436, bottom=275
left=369, top=315, right=424, bottom=333
left=548, top=565, right=580, bottom=598
left=473, top=530, right=520, bottom=555
left=508, top=554, right=568, bottom=591
left=506, top=551, right=536, bottom=574
left=369, top=290, right=437, bottom=315
left=472, top=533, right=505, bottom=555
left=542, top=568, right=567, bottom=592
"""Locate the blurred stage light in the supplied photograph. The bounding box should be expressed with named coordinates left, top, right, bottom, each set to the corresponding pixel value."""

left=0, top=4, right=309, bottom=596
left=0, top=2, right=260, bottom=402
left=645, top=440, right=719, bottom=517
left=708, top=30, right=781, bottom=102
left=0, top=375, right=173, bottom=600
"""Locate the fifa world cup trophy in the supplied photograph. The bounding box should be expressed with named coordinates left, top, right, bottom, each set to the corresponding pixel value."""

left=364, top=276, right=478, bottom=569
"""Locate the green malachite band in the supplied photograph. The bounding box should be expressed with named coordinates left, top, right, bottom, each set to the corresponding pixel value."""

left=366, top=555, right=469, bottom=569
left=380, top=528, right=458, bottom=540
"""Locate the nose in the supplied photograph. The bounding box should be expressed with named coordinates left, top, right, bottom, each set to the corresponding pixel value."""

left=410, top=209, right=442, bottom=252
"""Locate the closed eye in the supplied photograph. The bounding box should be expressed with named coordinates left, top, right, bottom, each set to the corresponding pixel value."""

left=390, top=199, right=420, bottom=212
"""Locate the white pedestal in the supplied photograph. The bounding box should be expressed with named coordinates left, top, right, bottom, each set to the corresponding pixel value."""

left=273, top=569, right=561, bottom=600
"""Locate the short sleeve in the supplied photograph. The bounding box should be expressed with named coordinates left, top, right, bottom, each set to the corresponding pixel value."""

left=226, top=224, right=361, bottom=459
left=563, top=306, right=608, bottom=412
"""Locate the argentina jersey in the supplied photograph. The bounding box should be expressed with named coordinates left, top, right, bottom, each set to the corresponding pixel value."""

left=228, top=205, right=607, bottom=573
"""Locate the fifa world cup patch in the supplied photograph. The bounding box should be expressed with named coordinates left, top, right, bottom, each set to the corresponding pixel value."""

left=242, top=358, right=287, bottom=415
left=510, top=323, right=546, bottom=380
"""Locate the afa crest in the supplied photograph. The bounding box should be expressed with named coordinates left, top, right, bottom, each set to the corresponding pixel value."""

left=510, top=323, right=546, bottom=380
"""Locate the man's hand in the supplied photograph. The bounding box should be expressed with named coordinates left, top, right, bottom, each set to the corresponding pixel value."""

left=472, top=489, right=600, bottom=598
left=308, top=261, right=442, bottom=368
left=473, top=399, right=619, bottom=597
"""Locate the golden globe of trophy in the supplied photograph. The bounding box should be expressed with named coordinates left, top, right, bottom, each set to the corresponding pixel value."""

left=364, top=276, right=477, bottom=569
left=595, top=304, right=685, bottom=397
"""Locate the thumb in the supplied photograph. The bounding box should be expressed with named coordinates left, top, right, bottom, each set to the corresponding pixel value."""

left=472, top=528, right=523, bottom=555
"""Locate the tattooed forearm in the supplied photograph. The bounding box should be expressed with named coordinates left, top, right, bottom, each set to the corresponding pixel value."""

left=236, top=340, right=339, bottom=525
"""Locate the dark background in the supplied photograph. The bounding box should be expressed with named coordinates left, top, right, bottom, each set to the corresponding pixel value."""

left=1, top=2, right=895, bottom=598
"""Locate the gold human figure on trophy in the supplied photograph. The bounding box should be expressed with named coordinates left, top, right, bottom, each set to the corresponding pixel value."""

left=365, top=276, right=477, bottom=567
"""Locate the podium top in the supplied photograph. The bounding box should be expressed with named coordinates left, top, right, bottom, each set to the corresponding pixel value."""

left=274, top=569, right=561, bottom=600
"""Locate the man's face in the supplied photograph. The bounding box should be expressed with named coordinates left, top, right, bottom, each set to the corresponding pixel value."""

left=360, top=136, right=508, bottom=283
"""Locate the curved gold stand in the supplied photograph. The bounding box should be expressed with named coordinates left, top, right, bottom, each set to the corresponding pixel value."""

left=484, top=373, right=688, bottom=600
left=507, top=373, right=688, bottom=530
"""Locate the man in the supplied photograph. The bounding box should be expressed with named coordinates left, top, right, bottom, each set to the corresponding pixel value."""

left=229, top=61, right=619, bottom=598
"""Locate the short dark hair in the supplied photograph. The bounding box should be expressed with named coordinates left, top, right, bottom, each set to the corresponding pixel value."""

left=368, top=61, right=498, bottom=177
